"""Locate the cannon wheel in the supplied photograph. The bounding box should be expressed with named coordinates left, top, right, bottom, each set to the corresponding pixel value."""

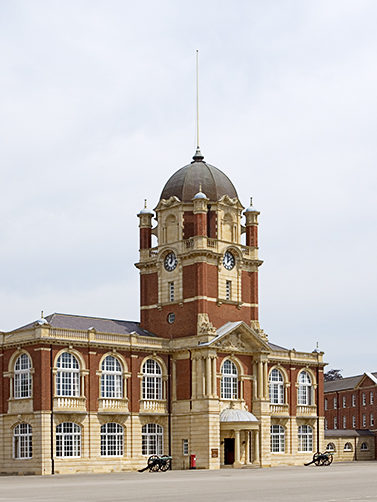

left=323, top=453, right=333, bottom=466
left=313, top=452, right=322, bottom=466
left=148, top=455, right=160, bottom=472
left=160, top=458, right=171, bottom=472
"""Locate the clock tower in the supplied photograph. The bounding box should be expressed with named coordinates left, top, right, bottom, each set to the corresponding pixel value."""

left=136, top=148, right=262, bottom=339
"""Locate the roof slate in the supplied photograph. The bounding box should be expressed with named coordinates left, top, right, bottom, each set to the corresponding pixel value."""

left=324, top=372, right=377, bottom=393
left=12, top=313, right=157, bottom=338
left=325, top=429, right=375, bottom=438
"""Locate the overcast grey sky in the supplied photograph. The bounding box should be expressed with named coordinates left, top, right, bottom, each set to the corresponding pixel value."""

left=1, top=0, right=376, bottom=376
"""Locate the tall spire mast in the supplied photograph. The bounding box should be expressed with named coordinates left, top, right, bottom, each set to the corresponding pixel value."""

left=193, top=50, right=204, bottom=162
left=196, top=49, right=200, bottom=150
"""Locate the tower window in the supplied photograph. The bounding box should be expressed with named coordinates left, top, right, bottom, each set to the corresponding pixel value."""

left=225, top=281, right=232, bottom=300
left=169, top=282, right=175, bottom=302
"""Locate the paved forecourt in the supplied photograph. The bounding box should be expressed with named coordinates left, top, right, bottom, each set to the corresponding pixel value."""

left=1, top=462, right=377, bottom=502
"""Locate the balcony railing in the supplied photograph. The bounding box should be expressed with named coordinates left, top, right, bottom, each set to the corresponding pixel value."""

left=140, top=399, right=168, bottom=414
left=98, top=398, right=129, bottom=413
left=53, top=396, right=86, bottom=413
left=296, top=405, right=317, bottom=417
left=270, top=403, right=289, bottom=415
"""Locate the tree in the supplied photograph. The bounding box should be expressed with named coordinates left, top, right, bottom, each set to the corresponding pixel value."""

left=324, top=369, right=343, bottom=382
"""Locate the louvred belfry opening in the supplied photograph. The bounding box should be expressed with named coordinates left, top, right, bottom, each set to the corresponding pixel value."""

left=136, top=150, right=262, bottom=339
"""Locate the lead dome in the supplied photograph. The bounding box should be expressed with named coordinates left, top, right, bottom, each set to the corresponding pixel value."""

left=159, top=149, right=238, bottom=202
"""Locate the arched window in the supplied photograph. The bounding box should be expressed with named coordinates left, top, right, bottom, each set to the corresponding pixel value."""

left=298, top=425, right=313, bottom=452
left=142, top=424, right=163, bottom=456
left=56, top=422, right=81, bottom=457
left=270, top=425, right=285, bottom=453
left=360, top=442, right=368, bottom=451
left=56, top=353, right=80, bottom=397
left=14, top=354, right=32, bottom=399
left=344, top=442, right=353, bottom=452
left=326, top=442, right=335, bottom=452
left=269, top=369, right=284, bottom=404
left=13, top=423, right=32, bottom=459
left=221, top=360, right=238, bottom=399
left=101, top=356, right=123, bottom=398
left=142, top=359, right=162, bottom=400
left=100, top=423, right=124, bottom=456
left=298, top=371, right=312, bottom=405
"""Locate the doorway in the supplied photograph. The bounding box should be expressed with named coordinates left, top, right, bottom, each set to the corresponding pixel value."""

left=224, top=438, right=235, bottom=465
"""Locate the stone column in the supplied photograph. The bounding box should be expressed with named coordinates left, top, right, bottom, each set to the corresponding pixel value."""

left=172, top=359, right=177, bottom=401
left=245, top=431, right=250, bottom=465
left=257, top=361, right=263, bottom=399
left=211, top=357, right=217, bottom=396
left=253, top=430, right=260, bottom=465
left=192, top=357, right=197, bottom=399
left=234, top=430, right=241, bottom=465
left=197, top=357, right=203, bottom=397
left=205, top=357, right=211, bottom=397
left=263, top=361, right=268, bottom=399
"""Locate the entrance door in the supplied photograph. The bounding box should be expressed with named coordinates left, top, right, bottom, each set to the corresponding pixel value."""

left=224, top=438, right=235, bottom=465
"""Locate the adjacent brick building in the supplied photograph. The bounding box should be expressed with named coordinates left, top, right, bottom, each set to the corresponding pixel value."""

left=324, top=372, right=377, bottom=460
left=0, top=148, right=325, bottom=474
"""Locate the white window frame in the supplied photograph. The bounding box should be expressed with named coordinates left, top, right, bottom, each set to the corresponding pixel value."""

left=142, top=424, right=163, bottom=456
left=56, top=422, right=81, bottom=458
left=100, top=423, right=124, bottom=457
left=169, top=281, right=175, bottom=302
left=326, top=442, right=335, bottom=452
left=334, top=417, right=337, bottom=429
left=360, top=442, right=368, bottom=451
left=101, top=356, right=123, bottom=399
left=343, top=416, right=346, bottom=429
left=298, top=425, right=313, bottom=452
left=225, top=280, right=232, bottom=301
left=352, top=394, right=356, bottom=407
left=14, top=354, right=32, bottom=399
left=270, top=425, right=285, bottom=453
left=370, top=392, right=374, bottom=405
left=13, top=423, right=32, bottom=459
left=342, top=396, right=346, bottom=408
left=370, top=414, right=374, bottom=427
left=220, top=360, right=238, bottom=400
left=142, top=359, right=162, bottom=400
left=344, top=442, right=353, bottom=452
left=269, top=369, right=284, bottom=404
left=362, top=393, right=366, bottom=406
left=298, top=371, right=312, bottom=406
left=333, top=397, right=337, bottom=409
left=182, top=439, right=189, bottom=456
left=56, top=353, right=80, bottom=397
left=324, top=419, right=328, bottom=430
left=352, top=416, right=356, bottom=428
left=362, top=414, right=366, bottom=427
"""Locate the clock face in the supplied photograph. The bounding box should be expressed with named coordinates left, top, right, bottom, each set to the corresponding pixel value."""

left=223, top=251, right=235, bottom=270
left=164, top=252, right=178, bottom=272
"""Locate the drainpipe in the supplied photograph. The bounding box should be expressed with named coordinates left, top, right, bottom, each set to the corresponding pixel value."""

left=316, top=364, right=320, bottom=452
left=50, top=345, right=54, bottom=475
left=168, top=355, right=172, bottom=458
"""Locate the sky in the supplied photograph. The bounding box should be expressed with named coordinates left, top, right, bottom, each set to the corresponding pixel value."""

left=1, top=0, right=376, bottom=376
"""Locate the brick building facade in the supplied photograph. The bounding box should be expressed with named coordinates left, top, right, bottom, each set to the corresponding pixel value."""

left=324, top=372, right=377, bottom=461
left=0, top=149, right=325, bottom=474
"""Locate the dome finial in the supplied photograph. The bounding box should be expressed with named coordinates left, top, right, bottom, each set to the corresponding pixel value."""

left=250, top=197, right=253, bottom=206
left=144, top=199, right=147, bottom=209
left=199, top=183, right=202, bottom=192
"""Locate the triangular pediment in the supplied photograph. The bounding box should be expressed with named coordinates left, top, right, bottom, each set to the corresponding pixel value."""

left=202, top=321, right=270, bottom=353
left=355, top=372, right=377, bottom=389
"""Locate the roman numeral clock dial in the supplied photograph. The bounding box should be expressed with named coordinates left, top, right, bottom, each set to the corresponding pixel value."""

left=164, top=252, right=178, bottom=272
left=223, top=251, right=235, bottom=270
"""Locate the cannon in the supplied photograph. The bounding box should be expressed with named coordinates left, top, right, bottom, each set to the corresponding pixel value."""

left=304, top=451, right=333, bottom=466
left=138, top=455, right=172, bottom=472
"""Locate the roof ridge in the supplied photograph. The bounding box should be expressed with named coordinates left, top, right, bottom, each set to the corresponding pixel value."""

left=51, top=312, right=139, bottom=324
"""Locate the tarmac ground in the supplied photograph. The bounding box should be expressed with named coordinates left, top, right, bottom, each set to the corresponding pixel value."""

left=1, top=462, right=377, bottom=502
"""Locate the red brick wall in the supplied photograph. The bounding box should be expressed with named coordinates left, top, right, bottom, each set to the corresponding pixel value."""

left=176, top=359, right=190, bottom=400
left=139, top=227, right=151, bottom=249
left=183, top=211, right=195, bottom=239
left=140, top=272, right=158, bottom=306
left=245, top=226, right=258, bottom=247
